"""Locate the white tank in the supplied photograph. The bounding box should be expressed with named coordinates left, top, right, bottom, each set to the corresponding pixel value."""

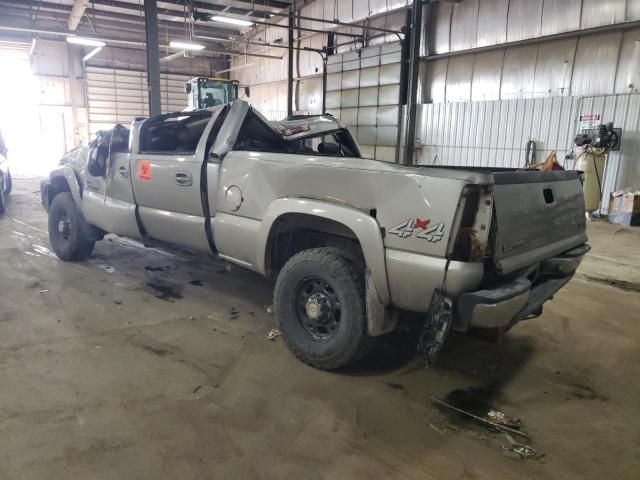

left=574, top=146, right=606, bottom=213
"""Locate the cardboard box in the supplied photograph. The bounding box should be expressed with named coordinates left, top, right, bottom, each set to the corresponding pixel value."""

left=608, top=191, right=640, bottom=226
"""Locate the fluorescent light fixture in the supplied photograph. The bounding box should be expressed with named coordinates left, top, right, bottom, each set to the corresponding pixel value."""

left=66, top=36, right=106, bottom=47
left=210, top=15, right=254, bottom=27
left=169, top=40, right=205, bottom=51
left=82, top=46, right=103, bottom=62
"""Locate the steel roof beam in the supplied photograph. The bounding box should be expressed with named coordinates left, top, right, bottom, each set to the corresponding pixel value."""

left=68, top=0, right=88, bottom=31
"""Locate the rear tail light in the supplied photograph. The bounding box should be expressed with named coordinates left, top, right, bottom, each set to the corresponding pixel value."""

left=448, top=185, right=493, bottom=261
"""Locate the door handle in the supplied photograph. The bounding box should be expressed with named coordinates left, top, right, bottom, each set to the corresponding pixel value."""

left=175, top=171, right=193, bottom=186
left=119, top=166, right=129, bottom=178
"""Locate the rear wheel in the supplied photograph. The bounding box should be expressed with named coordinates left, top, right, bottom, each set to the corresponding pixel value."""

left=48, top=192, right=95, bottom=260
left=274, top=247, right=375, bottom=370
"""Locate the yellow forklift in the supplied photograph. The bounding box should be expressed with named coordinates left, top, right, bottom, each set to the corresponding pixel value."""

left=184, top=77, right=249, bottom=110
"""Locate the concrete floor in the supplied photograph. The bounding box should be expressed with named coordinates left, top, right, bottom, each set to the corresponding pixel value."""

left=0, top=178, right=639, bottom=480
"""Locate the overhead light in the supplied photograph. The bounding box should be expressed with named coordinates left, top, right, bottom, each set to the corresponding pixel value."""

left=169, top=40, right=205, bottom=51
left=82, top=46, right=103, bottom=62
left=66, top=36, right=106, bottom=47
left=210, top=15, right=254, bottom=27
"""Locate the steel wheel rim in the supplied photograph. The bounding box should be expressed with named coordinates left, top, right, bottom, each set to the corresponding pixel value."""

left=56, top=212, right=72, bottom=242
left=294, top=275, right=341, bottom=340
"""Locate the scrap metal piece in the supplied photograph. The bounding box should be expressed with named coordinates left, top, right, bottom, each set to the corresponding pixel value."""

left=267, top=328, right=281, bottom=340
left=486, top=409, right=522, bottom=429
left=430, top=396, right=530, bottom=440
left=418, top=289, right=452, bottom=367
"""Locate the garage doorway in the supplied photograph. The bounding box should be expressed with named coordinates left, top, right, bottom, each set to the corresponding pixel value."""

left=0, top=41, right=67, bottom=176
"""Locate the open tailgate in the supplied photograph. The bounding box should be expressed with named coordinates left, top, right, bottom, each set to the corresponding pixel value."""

left=491, top=170, right=588, bottom=275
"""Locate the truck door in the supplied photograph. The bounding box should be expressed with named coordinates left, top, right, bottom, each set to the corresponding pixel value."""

left=130, top=106, right=225, bottom=251
left=83, top=126, right=141, bottom=239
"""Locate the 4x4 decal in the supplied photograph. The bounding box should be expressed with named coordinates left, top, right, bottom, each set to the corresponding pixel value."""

left=388, top=218, right=445, bottom=243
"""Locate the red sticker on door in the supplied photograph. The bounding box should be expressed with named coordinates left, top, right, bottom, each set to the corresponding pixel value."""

left=138, top=160, right=151, bottom=181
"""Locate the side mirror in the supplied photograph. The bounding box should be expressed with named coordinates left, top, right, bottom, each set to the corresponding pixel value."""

left=184, top=82, right=192, bottom=94
left=244, top=86, right=250, bottom=98
left=87, top=145, right=108, bottom=177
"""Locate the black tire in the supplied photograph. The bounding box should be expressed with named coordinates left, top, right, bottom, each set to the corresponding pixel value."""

left=274, top=247, right=375, bottom=370
left=48, top=192, right=95, bottom=261
left=4, top=171, right=11, bottom=194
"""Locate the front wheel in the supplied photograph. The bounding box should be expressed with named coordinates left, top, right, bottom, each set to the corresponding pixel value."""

left=48, top=192, right=95, bottom=260
left=4, top=171, right=11, bottom=194
left=274, top=247, right=375, bottom=370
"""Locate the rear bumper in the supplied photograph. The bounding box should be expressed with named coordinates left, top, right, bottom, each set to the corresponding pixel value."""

left=456, top=244, right=590, bottom=330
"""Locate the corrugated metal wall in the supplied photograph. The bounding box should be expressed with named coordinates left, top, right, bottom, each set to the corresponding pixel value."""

left=420, top=0, right=640, bottom=212
left=85, top=67, right=191, bottom=134
left=416, top=93, right=640, bottom=213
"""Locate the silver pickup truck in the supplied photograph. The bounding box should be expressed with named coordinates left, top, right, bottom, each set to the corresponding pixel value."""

left=41, top=100, right=589, bottom=370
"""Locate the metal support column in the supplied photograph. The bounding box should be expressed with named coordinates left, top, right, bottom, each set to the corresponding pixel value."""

left=287, top=7, right=294, bottom=117
left=322, top=32, right=335, bottom=115
left=402, top=0, right=424, bottom=165
left=144, top=0, right=161, bottom=116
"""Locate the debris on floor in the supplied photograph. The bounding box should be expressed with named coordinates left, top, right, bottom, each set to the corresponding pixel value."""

left=267, top=328, right=281, bottom=340
left=99, top=264, right=117, bottom=274
left=430, top=396, right=529, bottom=439
left=486, top=409, right=522, bottom=429
left=144, top=265, right=175, bottom=272
left=265, top=305, right=274, bottom=315
left=38, top=289, right=49, bottom=293
left=501, top=433, right=545, bottom=461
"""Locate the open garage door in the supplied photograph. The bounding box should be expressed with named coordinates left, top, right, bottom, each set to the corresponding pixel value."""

left=85, top=67, right=192, bottom=135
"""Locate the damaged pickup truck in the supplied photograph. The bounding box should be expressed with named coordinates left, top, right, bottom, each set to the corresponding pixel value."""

left=41, top=100, right=589, bottom=370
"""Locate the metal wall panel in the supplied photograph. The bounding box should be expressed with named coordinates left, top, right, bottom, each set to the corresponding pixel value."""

left=506, top=0, right=543, bottom=42
left=533, top=38, right=577, bottom=97
left=541, top=0, right=582, bottom=36
left=450, top=0, right=479, bottom=52
left=500, top=44, right=538, bottom=99
left=430, top=2, right=453, bottom=55
left=424, top=58, right=448, bottom=103
left=476, top=0, right=508, bottom=48
left=571, top=32, right=622, bottom=96
left=581, top=0, right=626, bottom=28
left=337, top=0, right=354, bottom=24
left=471, top=50, right=504, bottom=102
left=614, top=29, right=640, bottom=93
left=445, top=55, right=473, bottom=102
left=352, top=0, right=370, bottom=22
left=370, top=0, right=388, bottom=16
left=629, top=0, right=640, bottom=20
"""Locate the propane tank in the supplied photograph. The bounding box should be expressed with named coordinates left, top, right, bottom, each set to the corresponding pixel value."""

left=573, top=145, right=606, bottom=213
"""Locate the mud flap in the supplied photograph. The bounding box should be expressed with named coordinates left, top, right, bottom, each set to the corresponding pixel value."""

left=417, top=289, right=452, bottom=367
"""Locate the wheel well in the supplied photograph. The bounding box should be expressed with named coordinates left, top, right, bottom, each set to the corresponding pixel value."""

left=265, top=213, right=365, bottom=275
left=48, top=176, right=71, bottom=204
